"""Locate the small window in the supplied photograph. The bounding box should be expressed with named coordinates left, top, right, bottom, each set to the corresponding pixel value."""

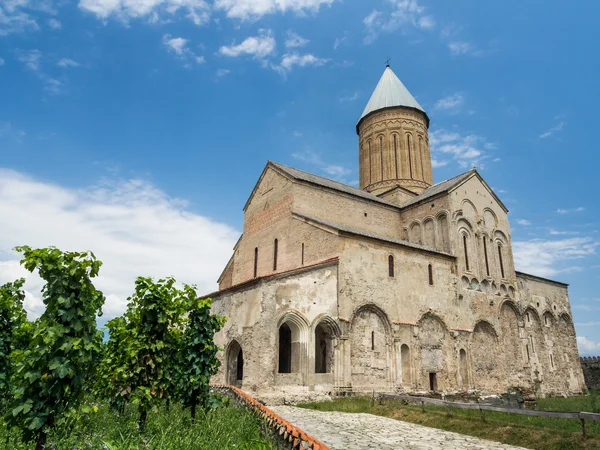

left=483, top=238, right=490, bottom=276
left=498, top=244, right=505, bottom=279
left=388, top=255, right=395, bottom=277
left=253, top=247, right=258, bottom=278
left=371, top=331, right=375, bottom=350
left=301, top=243, right=305, bottom=266
left=463, top=234, right=470, bottom=271
left=428, top=264, right=433, bottom=285
left=526, top=344, right=530, bottom=361
left=550, top=353, right=554, bottom=368
left=273, top=239, right=278, bottom=271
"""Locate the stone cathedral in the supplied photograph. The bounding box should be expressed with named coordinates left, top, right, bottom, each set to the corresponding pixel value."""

left=205, top=65, right=585, bottom=400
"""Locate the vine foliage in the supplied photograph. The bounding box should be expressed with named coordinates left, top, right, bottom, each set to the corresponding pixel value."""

left=5, top=246, right=105, bottom=450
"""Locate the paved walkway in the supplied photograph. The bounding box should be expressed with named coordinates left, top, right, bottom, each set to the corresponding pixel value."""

left=270, top=406, right=528, bottom=450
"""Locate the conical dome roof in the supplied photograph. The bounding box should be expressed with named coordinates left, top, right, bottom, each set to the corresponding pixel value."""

left=357, top=66, right=428, bottom=131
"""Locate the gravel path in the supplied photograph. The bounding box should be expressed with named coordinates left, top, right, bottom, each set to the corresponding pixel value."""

left=269, top=406, right=529, bottom=450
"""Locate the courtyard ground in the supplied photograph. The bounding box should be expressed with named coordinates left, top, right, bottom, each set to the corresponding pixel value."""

left=296, top=395, right=600, bottom=450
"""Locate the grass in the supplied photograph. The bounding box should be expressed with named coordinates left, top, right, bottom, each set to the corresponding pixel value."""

left=0, top=399, right=277, bottom=450
left=298, top=394, right=600, bottom=450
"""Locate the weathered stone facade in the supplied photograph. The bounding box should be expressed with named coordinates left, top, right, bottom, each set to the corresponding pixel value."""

left=205, top=67, right=585, bottom=401
left=580, top=357, right=600, bottom=389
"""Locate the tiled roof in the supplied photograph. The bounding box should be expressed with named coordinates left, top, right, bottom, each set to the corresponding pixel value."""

left=270, top=161, right=400, bottom=208
left=358, top=66, right=427, bottom=127
left=401, top=169, right=475, bottom=208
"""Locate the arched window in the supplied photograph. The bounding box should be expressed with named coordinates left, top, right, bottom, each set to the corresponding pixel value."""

left=301, top=243, right=305, bottom=266
left=483, top=237, right=490, bottom=277
left=379, top=135, right=384, bottom=179
left=253, top=247, right=258, bottom=278
left=406, top=134, right=413, bottom=178
left=393, top=134, right=398, bottom=178
left=401, top=344, right=411, bottom=385
left=368, top=140, right=372, bottom=184
left=428, top=264, right=433, bottom=285
left=278, top=323, right=292, bottom=373
left=371, top=330, right=375, bottom=350
left=498, top=243, right=505, bottom=279
left=273, top=239, right=278, bottom=271
left=388, top=255, right=394, bottom=277
left=462, top=234, right=470, bottom=271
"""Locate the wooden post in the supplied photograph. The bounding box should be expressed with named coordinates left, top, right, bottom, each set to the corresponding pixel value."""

left=445, top=403, right=451, bottom=416
left=581, top=418, right=587, bottom=439
left=479, top=406, right=485, bottom=422
left=421, top=399, right=425, bottom=413
left=370, top=390, right=375, bottom=407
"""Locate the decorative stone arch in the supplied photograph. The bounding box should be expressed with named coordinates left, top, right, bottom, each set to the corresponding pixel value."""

left=494, top=230, right=510, bottom=280
left=408, top=220, right=423, bottom=245
left=542, top=310, right=556, bottom=327
left=435, top=211, right=451, bottom=252
left=349, top=303, right=393, bottom=390
left=458, top=348, right=469, bottom=389
left=225, top=340, right=244, bottom=387
left=480, top=279, right=491, bottom=294
left=461, top=276, right=470, bottom=290
left=471, top=320, right=501, bottom=392
left=422, top=217, right=436, bottom=249
left=417, top=312, right=450, bottom=392
left=460, top=199, right=479, bottom=221
left=499, top=300, right=523, bottom=381
left=482, top=208, right=498, bottom=230
left=312, top=315, right=341, bottom=374
left=458, top=218, right=476, bottom=274
left=470, top=278, right=480, bottom=291
left=277, top=310, right=310, bottom=376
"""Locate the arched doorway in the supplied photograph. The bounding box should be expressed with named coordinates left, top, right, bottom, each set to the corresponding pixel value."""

left=315, top=323, right=333, bottom=374
left=226, top=340, right=244, bottom=386
left=350, top=305, right=391, bottom=390
left=277, top=312, right=309, bottom=378
left=279, top=323, right=293, bottom=373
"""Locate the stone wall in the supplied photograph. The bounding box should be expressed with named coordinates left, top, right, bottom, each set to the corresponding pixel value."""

left=581, top=357, right=600, bottom=389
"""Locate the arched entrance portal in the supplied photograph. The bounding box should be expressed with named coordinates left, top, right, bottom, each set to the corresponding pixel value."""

left=226, top=340, right=244, bottom=387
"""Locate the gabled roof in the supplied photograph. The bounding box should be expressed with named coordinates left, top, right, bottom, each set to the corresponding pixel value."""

left=269, top=161, right=400, bottom=209
left=357, top=66, right=429, bottom=131
left=402, top=169, right=476, bottom=209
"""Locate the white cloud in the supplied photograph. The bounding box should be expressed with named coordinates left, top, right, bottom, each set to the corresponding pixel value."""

left=274, top=52, right=328, bottom=74
left=549, top=229, right=579, bottom=236
left=57, top=58, right=80, bottom=68
left=0, top=57, right=4, bottom=66
left=0, top=122, right=26, bottom=143
left=0, top=168, right=238, bottom=320
left=577, top=336, right=600, bottom=356
left=429, top=129, right=495, bottom=169
left=162, top=34, right=205, bottom=65
left=292, top=149, right=351, bottom=181
left=338, top=91, right=359, bottom=102
left=556, top=207, right=585, bottom=215
left=78, top=0, right=210, bottom=26
left=17, top=49, right=64, bottom=94
left=216, top=68, right=230, bottom=77
left=333, top=34, right=347, bottom=50
left=433, top=93, right=464, bottom=113
left=0, top=0, right=42, bottom=36
left=219, top=29, right=276, bottom=59
left=214, top=0, right=334, bottom=20
left=17, top=48, right=42, bottom=71
left=448, top=41, right=478, bottom=55
left=540, top=120, right=566, bottom=139
left=431, top=159, right=447, bottom=169
left=516, top=219, right=531, bottom=226
left=285, top=30, right=308, bottom=48
left=47, top=17, right=61, bottom=29
left=513, top=237, right=599, bottom=277
left=363, top=0, right=434, bottom=44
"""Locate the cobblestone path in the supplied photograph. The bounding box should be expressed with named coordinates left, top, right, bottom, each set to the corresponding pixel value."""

left=270, top=406, right=529, bottom=450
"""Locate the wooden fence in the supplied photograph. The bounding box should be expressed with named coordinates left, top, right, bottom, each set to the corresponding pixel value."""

left=377, top=393, right=600, bottom=438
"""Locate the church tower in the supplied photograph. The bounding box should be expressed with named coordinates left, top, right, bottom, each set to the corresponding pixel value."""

left=357, top=65, right=433, bottom=196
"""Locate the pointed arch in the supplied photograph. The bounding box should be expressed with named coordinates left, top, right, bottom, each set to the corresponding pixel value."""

left=277, top=310, right=309, bottom=375
left=226, top=340, right=244, bottom=386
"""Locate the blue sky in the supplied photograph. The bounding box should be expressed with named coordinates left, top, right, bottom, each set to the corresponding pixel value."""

left=1, top=0, right=600, bottom=353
